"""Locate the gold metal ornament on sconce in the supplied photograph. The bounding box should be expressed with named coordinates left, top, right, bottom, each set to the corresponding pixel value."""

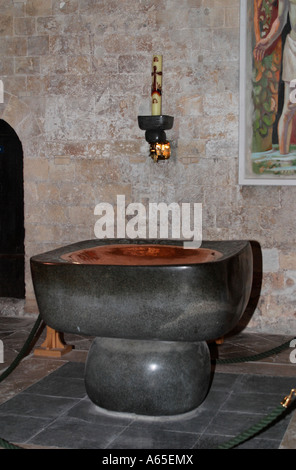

left=150, top=142, right=171, bottom=162
left=138, top=115, right=174, bottom=162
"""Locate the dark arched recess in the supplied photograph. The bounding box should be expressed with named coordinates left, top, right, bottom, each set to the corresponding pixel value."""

left=0, top=119, right=25, bottom=298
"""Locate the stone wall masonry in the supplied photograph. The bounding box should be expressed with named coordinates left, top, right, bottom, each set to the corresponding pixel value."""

left=0, top=0, right=295, bottom=333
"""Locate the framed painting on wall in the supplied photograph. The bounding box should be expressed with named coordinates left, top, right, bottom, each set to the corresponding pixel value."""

left=239, top=0, right=296, bottom=185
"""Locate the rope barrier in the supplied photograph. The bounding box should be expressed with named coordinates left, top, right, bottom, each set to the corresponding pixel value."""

left=0, top=314, right=43, bottom=449
left=0, top=437, right=23, bottom=450
left=218, top=405, right=288, bottom=449
left=213, top=338, right=296, bottom=448
left=214, top=337, right=295, bottom=364
left=0, top=314, right=42, bottom=384
left=217, top=389, right=296, bottom=449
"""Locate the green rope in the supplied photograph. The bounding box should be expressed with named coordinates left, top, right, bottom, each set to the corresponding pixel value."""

left=214, top=338, right=296, bottom=448
left=0, top=437, right=23, bottom=450
left=217, top=404, right=289, bottom=449
left=0, top=314, right=43, bottom=449
left=0, top=314, right=43, bottom=383
left=214, top=337, right=295, bottom=364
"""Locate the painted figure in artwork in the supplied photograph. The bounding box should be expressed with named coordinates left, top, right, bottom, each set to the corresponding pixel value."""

left=254, top=0, right=296, bottom=154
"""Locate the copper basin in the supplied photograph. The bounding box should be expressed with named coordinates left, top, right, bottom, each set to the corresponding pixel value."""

left=61, top=244, right=223, bottom=266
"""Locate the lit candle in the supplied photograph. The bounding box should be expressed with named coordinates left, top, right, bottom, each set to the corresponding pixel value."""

left=151, top=54, right=162, bottom=115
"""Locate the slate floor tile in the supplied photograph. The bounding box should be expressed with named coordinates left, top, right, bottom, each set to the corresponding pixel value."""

left=234, top=374, right=296, bottom=396
left=24, top=375, right=87, bottom=399
left=50, top=361, right=85, bottom=379
left=221, top=392, right=282, bottom=414
left=107, top=425, right=200, bottom=449
left=66, top=397, right=134, bottom=427
left=28, top=416, right=127, bottom=449
left=131, top=407, right=217, bottom=434
left=204, top=410, right=267, bottom=436
left=0, top=413, right=52, bottom=443
left=0, top=392, right=79, bottom=419
left=236, top=438, right=281, bottom=449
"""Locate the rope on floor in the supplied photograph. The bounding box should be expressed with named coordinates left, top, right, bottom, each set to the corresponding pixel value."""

left=217, top=389, right=296, bottom=449
left=0, top=437, right=23, bottom=450
left=0, top=314, right=43, bottom=384
left=213, top=338, right=296, bottom=448
left=213, top=337, right=295, bottom=364
left=0, top=314, right=43, bottom=450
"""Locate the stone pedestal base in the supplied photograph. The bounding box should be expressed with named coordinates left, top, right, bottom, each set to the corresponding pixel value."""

left=85, top=337, right=210, bottom=416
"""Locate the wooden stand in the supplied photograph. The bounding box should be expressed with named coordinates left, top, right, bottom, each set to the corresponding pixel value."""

left=34, top=326, right=73, bottom=358
left=215, top=337, right=224, bottom=345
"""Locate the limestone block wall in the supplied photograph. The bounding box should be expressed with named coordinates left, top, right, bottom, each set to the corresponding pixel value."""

left=0, top=0, right=295, bottom=333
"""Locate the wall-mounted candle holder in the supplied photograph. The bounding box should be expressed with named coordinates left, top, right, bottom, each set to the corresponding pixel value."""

left=138, top=115, right=174, bottom=162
